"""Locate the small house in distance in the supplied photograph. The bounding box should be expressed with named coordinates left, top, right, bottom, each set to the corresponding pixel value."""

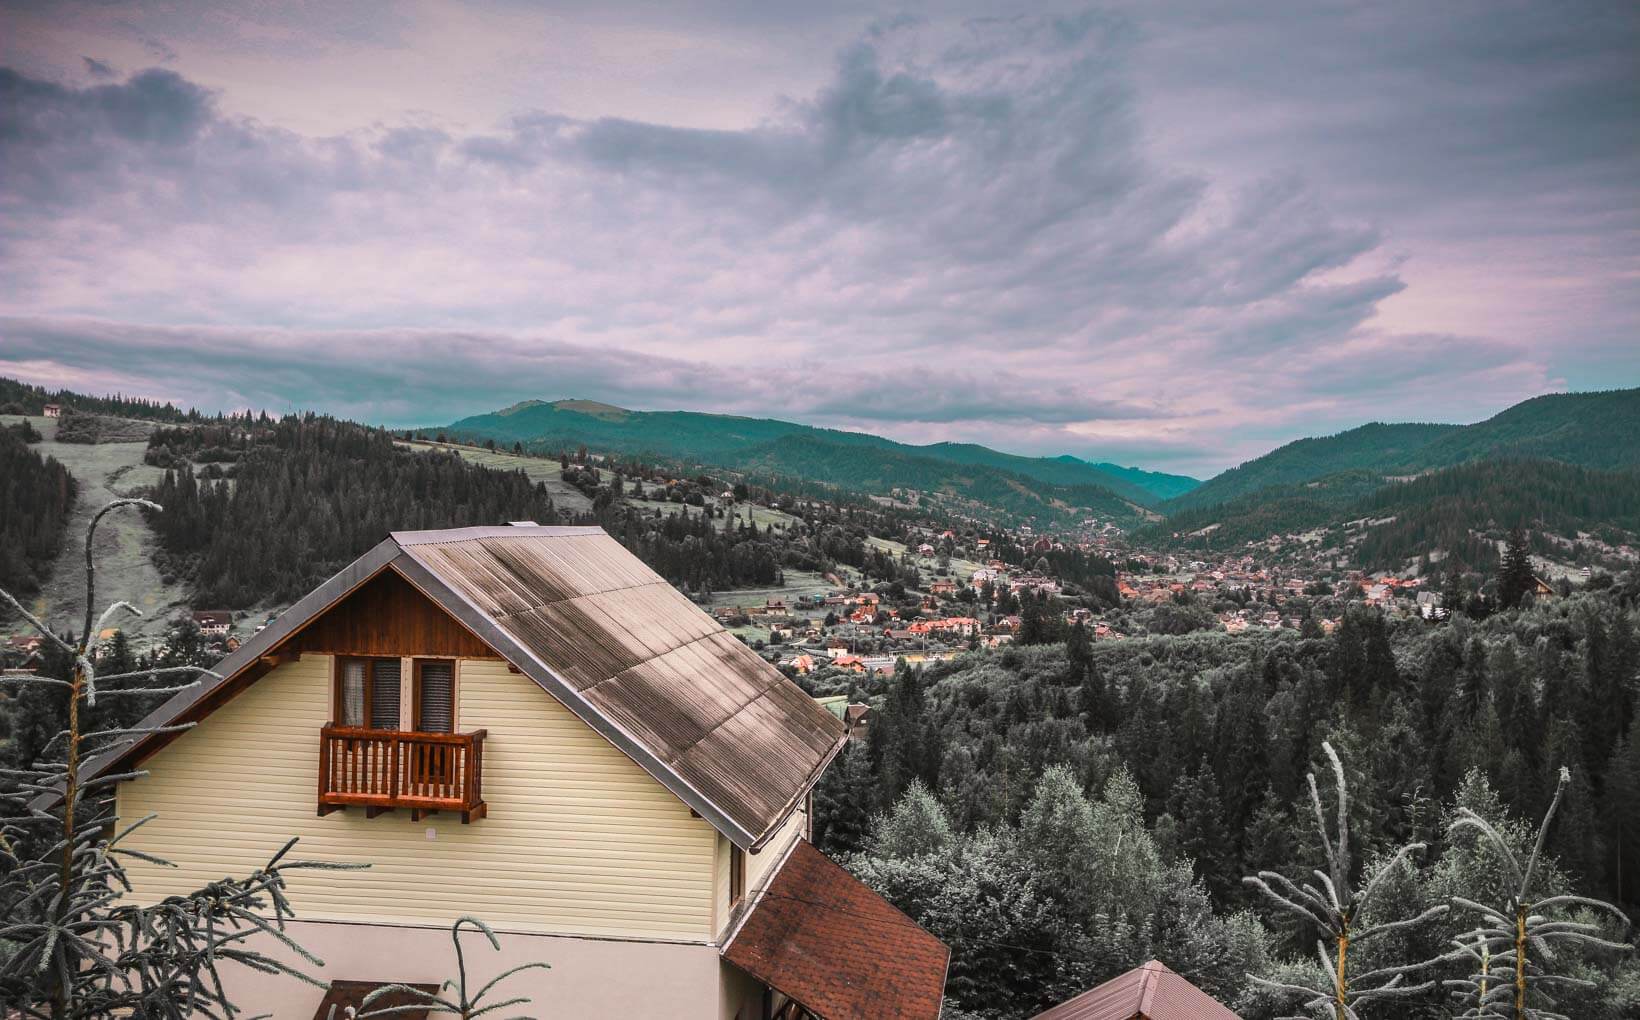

left=67, top=525, right=948, bottom=1019
left=191, top=609, right=232, bottom=638
left=1031, top=959, right=1241, bottom=1020
left=42, top=402, right=61, bottom=418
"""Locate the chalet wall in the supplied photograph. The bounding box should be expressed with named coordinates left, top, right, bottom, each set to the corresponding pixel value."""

left=714, top=799, right=809, bottom=942
left=118, top=655, right=720, bottom=941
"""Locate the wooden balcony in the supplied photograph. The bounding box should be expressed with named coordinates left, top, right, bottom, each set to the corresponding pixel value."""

left=317, top=725, right=488, bottom=822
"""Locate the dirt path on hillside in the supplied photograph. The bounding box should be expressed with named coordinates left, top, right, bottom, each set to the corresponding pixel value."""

left=14, top=416, right=188, bottom=650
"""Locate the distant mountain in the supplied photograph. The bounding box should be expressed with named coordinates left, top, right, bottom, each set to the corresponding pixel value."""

left=1168, top=388, right=1640, bottom=514
left=445, top=399, right=1197, bottom=520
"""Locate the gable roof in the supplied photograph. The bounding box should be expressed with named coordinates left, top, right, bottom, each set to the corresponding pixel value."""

left=1029, top=960, right=1241, bottom=1020
left=723, top=839, right=949, bottom=1020
left=66, top=526, right=846, bottom=849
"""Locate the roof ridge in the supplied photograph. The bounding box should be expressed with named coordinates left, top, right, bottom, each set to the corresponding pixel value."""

left=391, top=524, right=604, bottom=545
left=1136, top=960, right=1163, bottom=1017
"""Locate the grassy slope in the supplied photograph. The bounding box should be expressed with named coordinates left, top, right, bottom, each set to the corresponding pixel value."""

left=395, top=439, right=594, bottom=513
left=0, top=415, right=187, bottom=645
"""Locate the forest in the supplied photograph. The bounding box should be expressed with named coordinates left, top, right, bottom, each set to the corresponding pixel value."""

left=811, top=583, right=1640, bottom=1018
left=0, top=424, right=75, bottom=614
left=142, top=415, right=933, bottom=606
left=0, top=376, right=196, bottom=423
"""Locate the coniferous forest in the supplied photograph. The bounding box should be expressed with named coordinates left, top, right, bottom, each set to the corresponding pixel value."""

left=143, top=415, right=923, bottom=606
left=0, top=424, right=76, bottom=611
left=811, top=586, right=1640, bottom=1018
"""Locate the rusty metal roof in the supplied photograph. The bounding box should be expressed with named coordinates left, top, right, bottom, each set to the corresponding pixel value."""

left=1029, top=960, right=1241, bottom=1020
left=723, top=839, right=950, bottom=1020
left=57, top=526, right=846, bottom=849
left=391, top=526, right=846, bottom=847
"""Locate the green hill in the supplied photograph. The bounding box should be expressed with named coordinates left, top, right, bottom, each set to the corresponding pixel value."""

left=1408, top=388, right=1640, bottom=471
left=1166, top=422, right=1459, bottom=512
left=1167, top=388, right=1640, bottom=515
left=445, top=399, right=1197, bottom=519
left=1145, top=458, right=1640, bottom=570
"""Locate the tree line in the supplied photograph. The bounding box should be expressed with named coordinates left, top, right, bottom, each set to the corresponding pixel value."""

left=812, top=582, right=1640, bottom=1017
left=0, top=424, right=76, bottom=613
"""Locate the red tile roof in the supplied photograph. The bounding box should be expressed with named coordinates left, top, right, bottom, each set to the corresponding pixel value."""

left=722, top=839, right=949, bottom=1020
left=1029, top=960, right=1241, bottom=1020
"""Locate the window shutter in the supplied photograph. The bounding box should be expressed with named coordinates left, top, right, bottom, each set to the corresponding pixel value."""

left=341, top=660, right=366, bottom=727
left=370, top=658, right=402, bottom=730
left=418, top=661, right=454, bottom=733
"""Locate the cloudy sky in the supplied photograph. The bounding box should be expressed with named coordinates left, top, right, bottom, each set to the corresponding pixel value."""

left=1, top=1, right=1636, bottom=476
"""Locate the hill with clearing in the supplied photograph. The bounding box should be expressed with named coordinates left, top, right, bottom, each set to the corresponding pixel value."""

left=445, top=399, right=1196, bottom=522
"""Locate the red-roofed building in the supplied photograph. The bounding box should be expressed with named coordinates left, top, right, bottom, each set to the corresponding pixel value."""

left=723, top=840, right=949, bottom=1020
left=1030, top=959, right=1241, bottom=1020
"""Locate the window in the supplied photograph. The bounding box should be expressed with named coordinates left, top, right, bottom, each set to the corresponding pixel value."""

left=336, top=657, right=403, bottom=730
left=415, top=660, right=455, bottom=733
left=730, top=844, right=746, bottom=908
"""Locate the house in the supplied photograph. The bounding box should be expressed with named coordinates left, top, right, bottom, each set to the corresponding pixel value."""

left=42, top=402, right=61, bottom=418
left=68, top=525, right=948, bottom=1018
left=1030, top=959, right=1241, bottom=1020
left=5, top=634, right=45, bottom=657
left=191, top=609, right=232, bottom=637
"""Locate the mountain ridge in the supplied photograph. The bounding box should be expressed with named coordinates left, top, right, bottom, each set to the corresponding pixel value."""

left=446, top=398, right=1198, bottom=508
left=1165, top=388, right=1640, bottom=514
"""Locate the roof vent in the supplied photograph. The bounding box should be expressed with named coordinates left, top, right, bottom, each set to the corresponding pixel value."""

left=507, top=520, right=539, bottom=527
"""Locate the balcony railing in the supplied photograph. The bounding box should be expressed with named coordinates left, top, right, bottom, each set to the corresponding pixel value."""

left=317, top=725, right=488, bottom=822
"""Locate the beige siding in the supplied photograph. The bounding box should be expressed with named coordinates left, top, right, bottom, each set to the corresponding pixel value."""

left=118, top=655, right=719, bottom=941
left=714, top=800, right=809, bottom=942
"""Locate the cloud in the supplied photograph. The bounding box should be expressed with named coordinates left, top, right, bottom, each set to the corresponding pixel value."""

left=0, top=8, right=1600, bottom=476
left=81, top=56, right=116, bottom=79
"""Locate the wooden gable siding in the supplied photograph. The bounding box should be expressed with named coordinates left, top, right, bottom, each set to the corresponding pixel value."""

left=287, top=567, right=499, bottom=659
left=116, top=656, right=720, bottom=941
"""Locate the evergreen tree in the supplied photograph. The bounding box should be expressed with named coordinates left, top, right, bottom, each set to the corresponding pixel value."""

left=1498, top=528, right=1534, bottom=610
left=1446, top=767, right=1631, bottom=1019
left=1244, top=742, right=1448, bottom=1019
left=813, top=743, right=874, bottom=855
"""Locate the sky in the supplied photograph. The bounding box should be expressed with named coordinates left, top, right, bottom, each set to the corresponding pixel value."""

left=1, top=1, right=1636, bottom=477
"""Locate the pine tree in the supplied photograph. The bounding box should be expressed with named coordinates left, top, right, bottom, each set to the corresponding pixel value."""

left=1498, top=528, right=1534, bottom=610
left=1603, top=731, right=1640, bottom=909
left=1244, top=742, right=1448, bottom=1019
left=813, top=743, right=874, bottom=855
left=1171, top=758, right=1231, bottom=902
left=1446, top=767, right=1631, bottom=1019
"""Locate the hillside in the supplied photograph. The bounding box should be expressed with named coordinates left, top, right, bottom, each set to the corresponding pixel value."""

left=1408, top=388, right=1640, bottom=471
left=730, top=432, right=1149, bottom=526
left=445, top=399, right=1195, bottom=512
left=1145, top=458, right=1640, bottom=573
left=1168, top=388, right=1640, bottom=513
left=1166, top=422, right=1460, bottom=511
left=0, top=413, right=187, bottom=642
